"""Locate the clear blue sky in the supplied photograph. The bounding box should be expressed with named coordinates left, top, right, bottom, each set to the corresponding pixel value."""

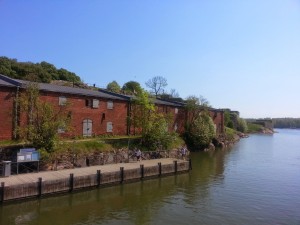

left=1, top=0, right=299, bottom=118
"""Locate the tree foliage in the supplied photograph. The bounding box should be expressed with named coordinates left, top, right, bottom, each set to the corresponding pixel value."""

left=106, top=80, right=121, bottom=93
left=237, top=118, right=248, bottom=133
left=184, top=95, right=216, bottom=151
left=18, top=83, right=71, bottom=152
left=184, top=112, right=216, bottom=150
left=0, top=56, right=81, bottom=83
left=273, top=118, right=300, bottom=128
left=122, top=81, right=142, bottom=95
left=145, top=76, right=168, bottom=97
left=142, top=113, right=175, bottom=151
left=185, top=95, right=210, bottom=127
left=130, top=89, right=155, bottom=135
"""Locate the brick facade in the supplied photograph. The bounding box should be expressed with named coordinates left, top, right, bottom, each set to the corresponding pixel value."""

left=0, top=75, right=225, bottom=141
left=209, top=110, right=225, bottom=135
left=0, top=87, right=15, bottom=140
left=39, top=92, right=128, bottom=137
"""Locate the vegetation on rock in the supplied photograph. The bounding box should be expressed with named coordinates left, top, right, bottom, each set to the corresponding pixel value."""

left=0, top=56, right=82, bottom=84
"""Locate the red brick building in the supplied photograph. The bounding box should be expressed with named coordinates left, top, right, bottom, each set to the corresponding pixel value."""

left=209, top=109, right=225, bottom=135
left=0, top=74, right=129, bottom=139
left=0, top=74, right=225, bottom=141
left=0, top=79, right=17, bottom=140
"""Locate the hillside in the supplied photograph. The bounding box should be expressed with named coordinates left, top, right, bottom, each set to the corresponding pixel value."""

left=0, top=56, right=82, bottom=84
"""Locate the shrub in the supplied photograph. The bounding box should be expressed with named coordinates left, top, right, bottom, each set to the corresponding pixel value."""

left=142, top=113, right=175, bottom=151
left=184, top=112, right=216, bottom=150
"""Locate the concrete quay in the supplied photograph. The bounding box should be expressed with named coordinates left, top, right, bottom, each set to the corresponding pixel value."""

left=0, top=158, right=191, bottom=203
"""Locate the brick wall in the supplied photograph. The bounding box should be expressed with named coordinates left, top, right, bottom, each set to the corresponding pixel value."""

left=209, top=110, right=224, bottom=135
left=0, top=87, right=15, bottom=140
left=38, top=92, right=128, bottom=137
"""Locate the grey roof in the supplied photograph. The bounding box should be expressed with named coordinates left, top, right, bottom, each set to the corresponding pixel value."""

left=0, top=74, right=126, bottom=100
left=0, top=79, right=16, bottom=87
left=99, top=89, right=185, bottom=107
left=153, top=98, right=184, bottom=107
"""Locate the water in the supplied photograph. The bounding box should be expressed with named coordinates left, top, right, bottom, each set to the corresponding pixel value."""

left=1, top=129, right=300, bottom=225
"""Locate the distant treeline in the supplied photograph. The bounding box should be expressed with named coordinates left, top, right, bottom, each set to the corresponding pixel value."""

left=273, top=118, right=300, bottom=128
left=0, top=56, right=82, bottom=84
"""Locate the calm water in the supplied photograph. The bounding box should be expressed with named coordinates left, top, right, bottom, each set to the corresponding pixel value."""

left=1, top=129, right=300, bottom=225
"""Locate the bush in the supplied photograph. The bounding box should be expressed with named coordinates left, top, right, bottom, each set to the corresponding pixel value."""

left=142, top=113, right=175, bottom=151
left=184, top=112, right=216, bottom=151
left=237, top=118, right=248, bottom=133
left=225, top=127, right=237, bottom=141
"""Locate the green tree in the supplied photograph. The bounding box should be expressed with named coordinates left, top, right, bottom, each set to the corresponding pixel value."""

left=184, top=95, right=215, bottom=151
left=184, top=112, right=216, bottom=150
left=142, top=113, right=175, bottom=151
left=122, top=81, right=142, bottom=95
left=237, top=118, right=248, bottom=133
left=0, top=56, right=82, bottom=84
left=18, top=83, right=71, bottom=152
left=106, top=81, right=121, bottom=93
left=130, top=89, right=155, bottom=135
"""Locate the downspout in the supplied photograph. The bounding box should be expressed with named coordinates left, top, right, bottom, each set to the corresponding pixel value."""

left=13, top=86, right=20, bottom=139
left=127, top=99, right=131, bottom=135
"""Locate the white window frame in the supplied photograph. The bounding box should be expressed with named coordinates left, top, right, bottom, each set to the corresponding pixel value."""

left=107, top=122, right=113, bottom=132
left=107, top=101, right=114, bottom=109
left=92, top=99, right=99, bottom=108
left=59, top=96, right=67, bottom=106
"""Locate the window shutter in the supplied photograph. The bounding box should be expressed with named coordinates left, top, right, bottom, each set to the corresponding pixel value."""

left=92, top=99, right=99, bottom=108
left=107, top=101, right=114, bottom=109
left=107, top=122, right=113, bottom=132
left=59, top=96, right=67, bottom=106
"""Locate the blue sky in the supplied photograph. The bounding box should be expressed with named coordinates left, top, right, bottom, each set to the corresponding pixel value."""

left=1, top=0, right=299, bottom=118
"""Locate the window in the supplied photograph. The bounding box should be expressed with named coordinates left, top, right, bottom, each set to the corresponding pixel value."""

left=107, top=122, right=113, bottom=132
left=59, top=96, right=67, bottom=106
left=85, top=99, right=92, bottom=107
left=107, top=101, right=114, bottom=109
left=175, top=108, right=178, bottom=114
left=86, top=99, right=100, bottom=108
left=92, top=99, right=99, bottom=108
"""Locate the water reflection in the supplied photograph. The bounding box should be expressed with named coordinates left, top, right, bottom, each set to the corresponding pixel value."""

left=4, top=131, right=299, bottom=225
left=1, top=148, right=233, bottom=225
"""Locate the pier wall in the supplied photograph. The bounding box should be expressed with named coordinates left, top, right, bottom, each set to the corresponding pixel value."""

left=0, top=160, right=190, bottom=202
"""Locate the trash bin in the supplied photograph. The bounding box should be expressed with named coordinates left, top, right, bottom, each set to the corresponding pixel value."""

left=2, top=161, right=11, bottom=177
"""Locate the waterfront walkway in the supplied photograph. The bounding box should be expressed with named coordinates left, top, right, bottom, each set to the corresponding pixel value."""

left=0, top=158, right=186, bottom=187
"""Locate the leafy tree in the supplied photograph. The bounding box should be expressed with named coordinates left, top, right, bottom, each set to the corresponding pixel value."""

left=184, top=112, right=216, bottom=150
left=122, top=81, right=142, bottom=95
left=0, top=56, right=81, bottom=84
left=18, top=83, right=71, bottom=152
left=106, top=81, right=121, bottom=93
left=184, top=95, right=215, bottom=151
left=237, top=118, right=248, bottom=133
left=130, top=89, right=155, bottom=135
left=145, top=76, right=168, bottom=97
left=273, top=118, right=300, bottom=128
left=185, top=95, right=210, bottom=127
left=142, top=113, right=175, bottom=151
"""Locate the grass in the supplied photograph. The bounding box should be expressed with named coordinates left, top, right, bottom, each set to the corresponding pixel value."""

left=0, top=140, right=24, bottom=148
left=225, top=127, right=238, bottom=141
left=247, top=123, right=263, bottom=133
